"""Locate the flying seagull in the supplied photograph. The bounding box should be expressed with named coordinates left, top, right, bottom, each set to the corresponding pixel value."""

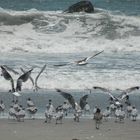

left=93, top=86, right=140, bottom=105
left=20, top=64, right=46, bottom=91
left=54, top=50, right=104, bottom=67
left=1, top=66, right=33, bottom=93
left=93, top=86, right=121, bottom=106
left=56, top=89, right=88, bottom=110
left=116, top=86, right=140, bottom=100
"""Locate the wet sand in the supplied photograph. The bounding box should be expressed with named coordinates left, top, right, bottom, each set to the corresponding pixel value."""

left=0, top=118, right=140, bottom=140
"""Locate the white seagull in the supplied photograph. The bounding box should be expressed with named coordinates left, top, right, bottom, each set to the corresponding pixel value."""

left=93, top=86, right=121, bottom=106
left=93, top=86, right=140, bottom=106
left=116, top=86, right=140, bottom=100
left=54, top=50, right=104, bottom=67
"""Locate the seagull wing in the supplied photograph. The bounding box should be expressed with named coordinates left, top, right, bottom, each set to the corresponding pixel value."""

left=79, top=94, right=88, bottom=110
left=3, top=65, right=19, bottom=75
left=85, top=50, right=104, bottom=61
left=54, top=61, right=74, bottom=67
left=1, top=66, right=13, bottom=80
left=93, top=86, right=111, bottom=93
left=119, top=86, right=140, bottom=100
left=54, top=63, right=68, bottom=67
left=34, top=64, right=46, bottom=90
left=20, top=68, right=34, bottom=86
left=1, top=66, right=15, bottom=92
left=16, top=69, right=33, bottom=91
left=93, top=86, right=116, bottom=100
left=125, top=86, right=140, bottom=93
left=56, top=89, right=76, bottom=109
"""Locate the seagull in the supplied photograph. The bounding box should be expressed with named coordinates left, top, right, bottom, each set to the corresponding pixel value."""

left=93, top=86, right=121, bottom=106
left=116, top=86, right=139, bottom=105
left=93, top=86, right=140, bottom=106
left=1, top=66, right=33, bottom=93
left=116, top=86, right=140, bottom=100
left=20, top=64, right=46, bottom=91
left=56, top=89, right=88, bottom=110
left=54, top=50, right=104, bottom=67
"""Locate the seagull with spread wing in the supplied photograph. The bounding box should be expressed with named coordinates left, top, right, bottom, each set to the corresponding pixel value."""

left=93, top=86, right=121, bottom=106
left=20, top=64, right=46, bottom=91
left=117, top=86, right=139, bottom=100
left=1, top=66, right=33, bottom=94
left=54, top=50, right=104, bottom=67
left=75, top=50, right=104, bottom=65
left=116, top=86, right=140, bottom=105
left=56, top=89, right=89, bottom=110
left=56, top=89, right=89, bottom=122
left=93, top=86, right=140, bottom=106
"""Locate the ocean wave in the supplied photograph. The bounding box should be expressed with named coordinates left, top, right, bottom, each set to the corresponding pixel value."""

left=0, top=8, right=43, bottom=25
left=32, top=9, right=140, bottom=38
left=0, top=63, right=140, bottom=91
left=0, top=8, right=139, bottom=54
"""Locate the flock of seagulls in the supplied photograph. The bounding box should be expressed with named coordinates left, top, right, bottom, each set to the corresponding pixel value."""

left=55, top=86, right=140, bottom=110
left=0, top=65, right=46, bottom=96
left=0, top=51, right=104, bottom=95
left=0, top=51, right=139, bottom=107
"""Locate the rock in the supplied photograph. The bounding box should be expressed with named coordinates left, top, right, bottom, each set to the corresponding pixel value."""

left=64, top=0, right=94, bottom=13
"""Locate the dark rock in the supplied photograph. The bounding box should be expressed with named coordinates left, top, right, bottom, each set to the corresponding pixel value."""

left=64, top=0, right=94, bottom=13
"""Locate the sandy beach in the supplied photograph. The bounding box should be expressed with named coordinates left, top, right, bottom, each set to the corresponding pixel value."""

left=0, top=118, right=140, bottom=140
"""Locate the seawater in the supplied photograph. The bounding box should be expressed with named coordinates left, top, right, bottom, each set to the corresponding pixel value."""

left=0, top=89, right=140, bottom=118
left=0, top=0, right=140, bottom=117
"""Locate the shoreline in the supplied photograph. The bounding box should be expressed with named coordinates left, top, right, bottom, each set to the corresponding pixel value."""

left=0, top=118, right=140, bottom=140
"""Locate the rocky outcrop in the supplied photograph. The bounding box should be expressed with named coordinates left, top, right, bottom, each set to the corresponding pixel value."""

left=64, top=0, right=94, bottom=13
